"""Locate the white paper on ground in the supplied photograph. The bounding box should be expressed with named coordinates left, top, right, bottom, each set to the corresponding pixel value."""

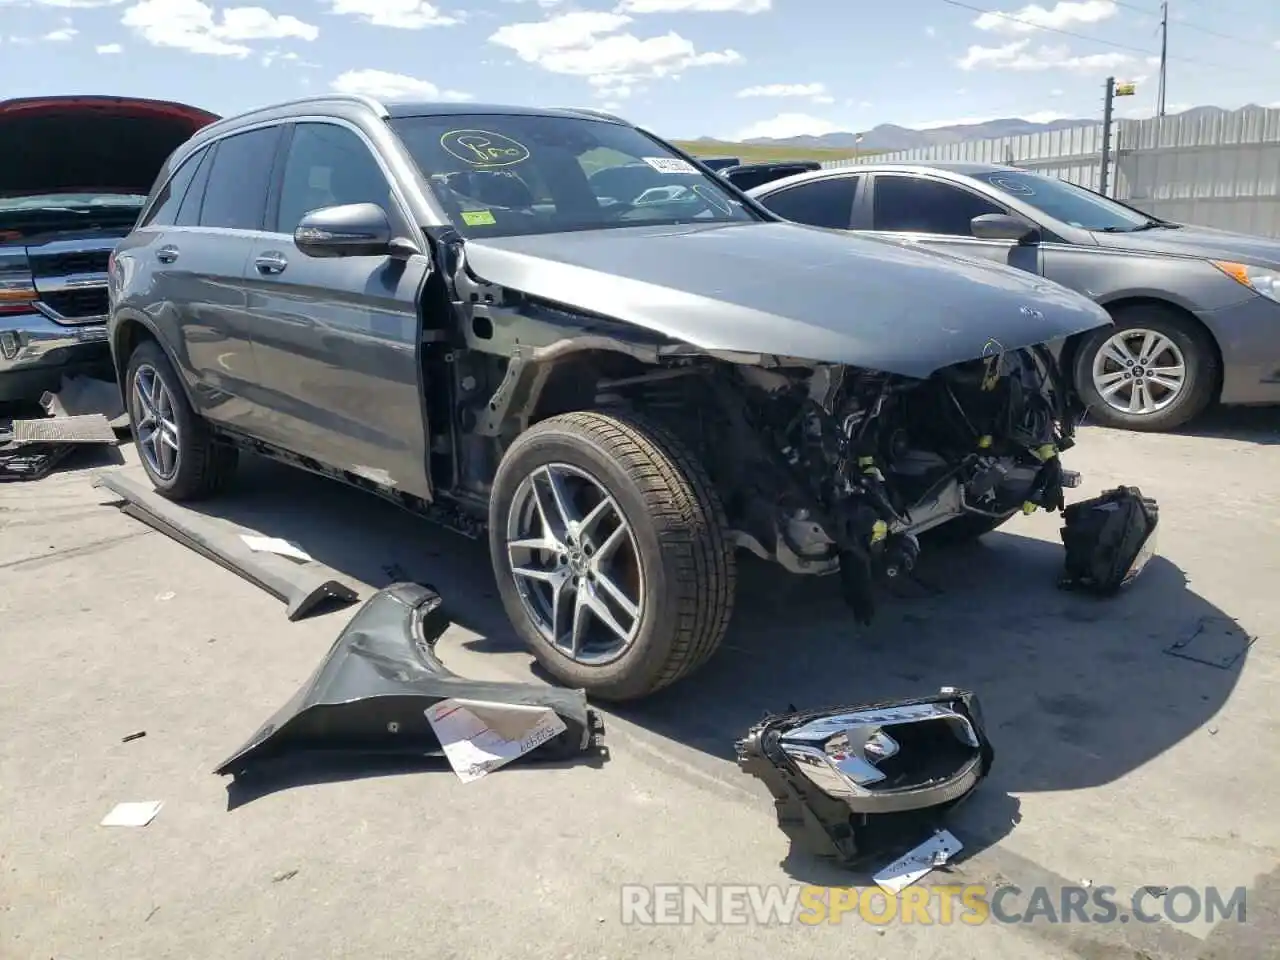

left=873, top=829, right=963, bottom=894
left=100, top=801, right=164, bottom=827
left=424, top=698, right=568, bottom=783
left=240, top=535, right=313, bottom=562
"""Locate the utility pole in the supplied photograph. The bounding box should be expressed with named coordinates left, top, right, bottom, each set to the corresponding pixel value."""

left=1156, top=0, right=1168, bottom=118
left=1100, top=76, right=1115, bottom=197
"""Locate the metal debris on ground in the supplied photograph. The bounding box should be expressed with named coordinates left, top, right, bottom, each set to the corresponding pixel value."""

left=39, top=374, right=127, bottom=428
left=121, top=731, right=147, bottom=743
left=100, top=801, right=164, bottom=827
left=12, top=413, right=116, bottom=446
left=1, top=410, right=119, bottom=482
left=96, top=470, right=358, bottom=622
left=213, top=583, right=605, bottom=779
left=0, top=441, right=75, bottom=482
left=873, top=830, right=964, bottom=894
left=1164, top=615, right=1256, bottom=670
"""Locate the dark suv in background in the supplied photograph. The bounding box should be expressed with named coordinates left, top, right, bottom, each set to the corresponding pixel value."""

left=108, top=94, right=1109, bottom=701
left=0, top=96, right=215, bottom=401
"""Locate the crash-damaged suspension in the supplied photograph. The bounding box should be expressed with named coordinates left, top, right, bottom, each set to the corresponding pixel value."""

left=738, top=343, right=1080, bottom=622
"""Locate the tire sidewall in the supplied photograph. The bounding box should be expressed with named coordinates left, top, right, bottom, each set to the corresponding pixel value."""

left=1074, top=311, right=1213, bottom=430
left=488, top=424, right=684, bottom=694
left=125, top=341, right=197, bottom=494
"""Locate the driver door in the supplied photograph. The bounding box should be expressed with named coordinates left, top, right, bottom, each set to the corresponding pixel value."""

left=240, top=120, right=436, bottom=501
left=863, top=173, right=1044, bottom=276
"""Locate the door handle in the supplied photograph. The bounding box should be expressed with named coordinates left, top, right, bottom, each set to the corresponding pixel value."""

left=254, top=252, right=288, bottom=275
left=156, top=245, right=179, bottom=264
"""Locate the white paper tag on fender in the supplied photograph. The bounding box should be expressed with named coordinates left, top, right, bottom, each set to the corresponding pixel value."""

left=642, top=156, right=699, bottom=174
left=425, top=698, right=567, bottom=783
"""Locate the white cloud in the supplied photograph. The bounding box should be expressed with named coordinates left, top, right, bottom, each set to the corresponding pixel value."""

left=489, top=10, right=741, bottom=89
left=327, top=0, right=458, bottom=29
left=0, top=0, right=125, bottom=7
left=958, top=39, right=1130, bottom=72
left=121, top=0, right=318, bottom=57
left=925, top=25, right=936, bottom=37
left=43, top=26, right=77, bottom=39
left=1049, top=87, right=1063, bottom=96
left=974, top=0, right=1116, bottom=34
left=96, top=41, right=123, bottom=52
left=737, top=82, right=832, bottom=104
left=330, top=68, right=472, bottom=101
left=734, top=113, right=842, bottom=140
left=617, top=0, right=768, bottom=11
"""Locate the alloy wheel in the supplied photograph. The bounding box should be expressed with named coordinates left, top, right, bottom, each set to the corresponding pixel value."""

left=1091, top=327, right=1188, bottom=416
left=505, top=463, right=645, bottom=665
left=132, top=364, right=181, bottom=480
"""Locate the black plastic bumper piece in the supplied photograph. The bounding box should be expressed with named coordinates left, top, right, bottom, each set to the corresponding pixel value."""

left=95, top=470, right=358, bottom=621
left=214, top=582, right=605, bottom=777
left=735, top=689, right=994, bottom=867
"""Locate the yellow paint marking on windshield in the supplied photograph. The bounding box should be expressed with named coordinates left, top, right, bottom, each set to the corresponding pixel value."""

left=462, top=209, right=497, bottom=226
left=441, top=130, right=531, bottom=167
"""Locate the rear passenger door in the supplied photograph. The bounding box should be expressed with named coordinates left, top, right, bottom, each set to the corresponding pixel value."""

left=241, top=120, right=435, bottom=501
left=165, top=125, right=282, bottom=430
left=755, top=174, right=861, bottom=230
left=864, top=173, right=1042, bottom=275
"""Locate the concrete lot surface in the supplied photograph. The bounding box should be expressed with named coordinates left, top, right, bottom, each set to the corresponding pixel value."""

left=2, top=410, right=1278, bottom=959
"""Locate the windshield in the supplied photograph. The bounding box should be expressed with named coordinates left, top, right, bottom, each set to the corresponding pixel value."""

left=388, top=113, right=758, bottom=238
left=972, top=170, right=1152, bottom=232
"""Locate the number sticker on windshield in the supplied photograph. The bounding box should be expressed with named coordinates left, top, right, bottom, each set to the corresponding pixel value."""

left=441, top=130, right=531, bottom=167
left=642, top=156, right=699, bottom=175
left=461, top=210, right=496, bottom=226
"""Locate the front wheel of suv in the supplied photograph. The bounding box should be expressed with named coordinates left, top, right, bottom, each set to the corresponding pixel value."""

left=488, top=410, right=737, bottom=702
left=125, top=339, right=238, bottom=501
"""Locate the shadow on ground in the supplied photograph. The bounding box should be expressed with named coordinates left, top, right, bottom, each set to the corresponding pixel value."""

left=105, top=453, right=1247, bottom=878
left=1174, top=404, right=1279, bottom=446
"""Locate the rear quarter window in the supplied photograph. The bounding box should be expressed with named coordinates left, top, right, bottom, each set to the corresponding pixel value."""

left=198, top=126, right=283, bottom=231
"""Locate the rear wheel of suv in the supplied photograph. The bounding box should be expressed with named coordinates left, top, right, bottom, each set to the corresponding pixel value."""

left=488, top=409, right=736, bottom=702
left=125, top=339, right=238, bottom=500
left=1073, top=305, right=1218, bottom=432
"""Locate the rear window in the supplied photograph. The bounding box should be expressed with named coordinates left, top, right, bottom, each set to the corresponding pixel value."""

left=389, top=113, right=758, bottom=238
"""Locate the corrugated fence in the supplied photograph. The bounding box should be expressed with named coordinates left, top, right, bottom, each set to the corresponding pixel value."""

left=822, top=107, right=1280, bottom=238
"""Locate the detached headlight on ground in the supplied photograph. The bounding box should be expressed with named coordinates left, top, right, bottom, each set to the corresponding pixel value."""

left=1211, top=260, right=1280, bottom=303
left=735, top=689, right=994, bottom=866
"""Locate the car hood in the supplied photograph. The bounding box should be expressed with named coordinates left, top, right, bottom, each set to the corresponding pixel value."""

left=462, top=222, right=1112, bottom=378
left=0, top=95, right=218, bottom=199
left=1090, top=223, right=1280, bottom=266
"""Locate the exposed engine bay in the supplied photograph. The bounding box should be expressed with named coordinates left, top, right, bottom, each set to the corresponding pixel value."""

left=589, top=341, right=1081, bottom=624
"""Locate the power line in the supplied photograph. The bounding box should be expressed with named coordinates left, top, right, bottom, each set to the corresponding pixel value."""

left=937, top=0, right=1254, bottom=73
left=1108, top=0, right=1273, bottom=50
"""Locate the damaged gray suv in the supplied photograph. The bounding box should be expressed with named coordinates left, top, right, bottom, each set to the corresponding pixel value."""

left=108, top=95, right=1113, bottom=701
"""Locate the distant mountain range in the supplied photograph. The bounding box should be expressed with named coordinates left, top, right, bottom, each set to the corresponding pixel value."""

left=719, top=104, right=1260, bottom=152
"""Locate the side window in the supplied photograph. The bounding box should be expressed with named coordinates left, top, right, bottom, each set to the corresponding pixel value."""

left=174, top=147, right=214, bottom=227
left=275, top=123, right=394, bottom=234
left=138, top=147, right=206, bottom=228
left=872, top=176, right=1005, bottom=236
left=760, top=176, right=860, bottom=229
left=199, top=126, right=282, bottom=231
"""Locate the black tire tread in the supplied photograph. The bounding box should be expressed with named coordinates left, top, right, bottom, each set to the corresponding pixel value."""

left=504, top=409, right=736, bottom=698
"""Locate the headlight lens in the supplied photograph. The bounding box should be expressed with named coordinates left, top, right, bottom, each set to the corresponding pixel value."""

left=1211, top=260, right=1280, bottom=303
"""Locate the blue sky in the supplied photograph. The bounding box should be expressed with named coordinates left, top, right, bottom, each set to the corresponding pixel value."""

left=1, top=0, right=1277, bottom=140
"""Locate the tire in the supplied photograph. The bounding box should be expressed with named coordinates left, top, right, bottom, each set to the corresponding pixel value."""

left=920, top=510, right=1017, bottom=546
left=125, top=339, right=238, bottom=501
left=488, top=409, right=736, bottom=702
left=1073, top=305, right=1218, bottom=432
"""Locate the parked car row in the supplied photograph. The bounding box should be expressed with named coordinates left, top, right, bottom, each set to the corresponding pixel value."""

left=0, top=92, right=1271, bottom=702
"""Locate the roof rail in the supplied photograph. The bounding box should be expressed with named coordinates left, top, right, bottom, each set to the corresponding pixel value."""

left=197, top=93, right=389, bottom=136
left=552, top=106, right=626, bottom=123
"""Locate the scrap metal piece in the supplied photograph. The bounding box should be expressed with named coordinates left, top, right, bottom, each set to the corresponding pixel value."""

left=0, top=443, right=75, bottom=482
left=12, top=413, right=116, bottom=445
left=214, top=582, right=605, bottom=777
left=1059, top=485, right=1159, bottom=595
left=1165, top=615, right=1255, bottom=670
left=95, top=471, right=358, bottom=622
left=735, top=689, right=994, bottom=867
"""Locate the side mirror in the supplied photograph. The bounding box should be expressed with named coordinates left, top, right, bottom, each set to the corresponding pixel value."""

left=295, top=203, right=393, bottom=258
left=971, top=213, right=1041, bottom=245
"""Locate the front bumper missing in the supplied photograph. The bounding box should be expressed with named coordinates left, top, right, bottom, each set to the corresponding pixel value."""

left=735, top=689, right=994, bottom=866
left=215, top=582, right=606, bottom=777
